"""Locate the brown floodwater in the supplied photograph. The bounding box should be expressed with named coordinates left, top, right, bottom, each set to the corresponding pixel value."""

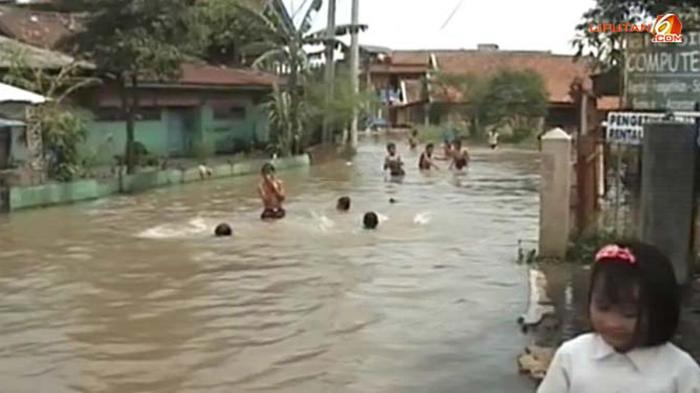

left=0, top=137, right=541, bottom=393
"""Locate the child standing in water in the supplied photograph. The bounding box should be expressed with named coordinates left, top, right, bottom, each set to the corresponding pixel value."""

left=258, top=163, right=286, bottom=220
left=418, top=143, right=439, bottom=170
left=488, top=130, right=499, bottom=150
left=437, top=138, right=453, bottom=161
left=449, top=139, right=470, bottom=170
left=383, top=142, right=405, bottom=177
left=537, top=242, right=700, bottom=393
left=408, top=129, right=419, bottom=150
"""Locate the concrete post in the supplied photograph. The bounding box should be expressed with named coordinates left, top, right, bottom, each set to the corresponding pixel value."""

left=539, top=128, right=572, bottom=259
left=348, top=0, right=360, bottom=150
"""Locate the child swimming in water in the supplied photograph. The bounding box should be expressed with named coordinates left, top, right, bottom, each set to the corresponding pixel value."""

left=337, top=196, right=351, bottom=212
left=383, top=143, right=405, bottom=177
left=214, top=223, right=232, bottom=237
left=449, top=139, right=470, bottom=170
left=258, top=163, right=286, bottom=220
left=363, top=212, right=379, bottom=229
left=418, top=143, right=440, bottom=170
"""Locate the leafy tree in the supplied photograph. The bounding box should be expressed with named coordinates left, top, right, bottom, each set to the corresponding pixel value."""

left=573, top=0, right=700, bottom=70
left=478, top=70, right=547, bottom=138
left=429, top=71, right=486, bottom=134
left=195, top=0, right=272, bottom=66
left=2, top=50, right=97, bottom=181
left=266, top=85, right=304, bottom=156
left=306, top=67, right=378, bottom=145
left=429, top=70, right=546, bottom=139
left=62, top=0, right=204, bottom=174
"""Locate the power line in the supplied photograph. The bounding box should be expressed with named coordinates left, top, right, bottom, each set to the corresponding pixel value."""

left=440, top=0, right=464, bottom=30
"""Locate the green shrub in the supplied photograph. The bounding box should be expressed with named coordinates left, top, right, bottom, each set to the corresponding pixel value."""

left=566, top=230, right=620, bottom=264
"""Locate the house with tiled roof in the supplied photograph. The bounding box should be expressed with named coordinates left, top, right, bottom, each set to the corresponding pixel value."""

left=0, top=2, right=289, bottom=163
left=364, top=44, right=619, bottom=133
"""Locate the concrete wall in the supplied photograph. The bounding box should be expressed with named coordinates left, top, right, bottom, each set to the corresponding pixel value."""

left=9, top=178, right=120, bottom=211
left=8, top=154, right=310, bottom=211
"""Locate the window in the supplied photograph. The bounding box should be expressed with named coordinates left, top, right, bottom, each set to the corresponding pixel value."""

left=94, top=107, right=125, bottom=121
left=94, top=107, right=162, bottom=121
left=137, top=108, right=162, bottom=121
left=213, top=105, right=246, bottom=120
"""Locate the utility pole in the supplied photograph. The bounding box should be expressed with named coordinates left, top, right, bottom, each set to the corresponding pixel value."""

left=349, top=0, right=360, bottom=149
left=322, top=0, right=337, bottom=144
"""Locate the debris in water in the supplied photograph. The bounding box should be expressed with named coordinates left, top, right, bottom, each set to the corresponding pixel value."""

left=517, top=344, right=554, bottom=381
left=518, top=269, right=555, bottom=329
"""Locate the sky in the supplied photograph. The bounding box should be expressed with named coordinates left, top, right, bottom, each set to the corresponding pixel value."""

left=283, top=0, right=597, bottom=55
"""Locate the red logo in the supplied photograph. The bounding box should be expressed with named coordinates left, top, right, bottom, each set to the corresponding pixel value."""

left=650, top=13, right=683, bottom=43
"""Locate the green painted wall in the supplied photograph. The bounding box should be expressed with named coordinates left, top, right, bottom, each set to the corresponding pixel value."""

left=190, top=99, right=269, bottom=157
left=80, top=95, right=270, bottom=165
left=82, top=115, right=168, bottom=165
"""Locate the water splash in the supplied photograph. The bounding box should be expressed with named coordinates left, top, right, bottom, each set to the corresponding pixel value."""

left=137, top=216, right=212, bottom=239
left=413, top=212, right=432, bottom=225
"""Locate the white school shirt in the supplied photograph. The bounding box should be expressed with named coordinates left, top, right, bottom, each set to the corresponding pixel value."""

left=537, top=333, right=700, bottom=393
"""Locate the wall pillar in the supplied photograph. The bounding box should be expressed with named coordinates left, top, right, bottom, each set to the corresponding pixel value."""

left=539, top=127, right=573, bottom=259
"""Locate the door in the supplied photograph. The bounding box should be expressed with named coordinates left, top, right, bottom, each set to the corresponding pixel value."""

left=167, top=111, right=186, bottom=156
left=0, top=128, right=10, bottom=169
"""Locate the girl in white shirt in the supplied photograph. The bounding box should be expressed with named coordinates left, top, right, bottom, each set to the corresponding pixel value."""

left=538, top=242, right=700, bottom=393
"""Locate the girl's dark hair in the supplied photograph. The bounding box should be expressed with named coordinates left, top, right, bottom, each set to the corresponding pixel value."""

left=337, top=196, right=351, bottom=211
left=589, top=241, right=680, bottom=347
left=363, top=212, right=379, bottom=229
left=387, top=142, right=396, bottom=150
left=426, top=143, right=434, bottom=149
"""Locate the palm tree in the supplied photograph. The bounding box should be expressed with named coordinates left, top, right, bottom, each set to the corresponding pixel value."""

left=235, top=0, right=329, bottom=156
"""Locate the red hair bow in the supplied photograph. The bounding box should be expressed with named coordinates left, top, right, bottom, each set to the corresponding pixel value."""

left=595, top=244, right=637, bottom=265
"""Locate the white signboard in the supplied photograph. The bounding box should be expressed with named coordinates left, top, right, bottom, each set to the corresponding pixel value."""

left=605, top=112, right=695, bottom=145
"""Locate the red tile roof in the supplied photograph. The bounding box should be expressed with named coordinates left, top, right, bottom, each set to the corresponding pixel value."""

left=597, top=96, right=621, bottom=111
left=158, top=64, right=277, bottom=88
left=391, top=50, right=593, bottom=104
left=368, top=63, right=429, bottom=75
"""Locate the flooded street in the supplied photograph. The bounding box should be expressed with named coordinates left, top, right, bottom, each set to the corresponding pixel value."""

left=0, top=138, right=541, bottom=393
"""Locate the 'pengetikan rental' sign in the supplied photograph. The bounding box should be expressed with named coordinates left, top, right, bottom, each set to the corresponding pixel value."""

left=606, top=111, right=694, bottom=145
left=624, top=31, right=700, bottom=111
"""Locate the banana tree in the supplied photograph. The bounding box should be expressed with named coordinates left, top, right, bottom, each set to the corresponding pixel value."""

left=235, top=0, right=349, bottom=155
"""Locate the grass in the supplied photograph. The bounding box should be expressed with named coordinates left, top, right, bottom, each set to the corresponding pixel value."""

left=565, top=230, right=620, bottom=265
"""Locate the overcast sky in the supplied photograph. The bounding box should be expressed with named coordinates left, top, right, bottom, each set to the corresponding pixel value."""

left=283, top=0, right=597, bottom=55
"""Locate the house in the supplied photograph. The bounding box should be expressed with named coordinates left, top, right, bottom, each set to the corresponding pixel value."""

left=0, top=3, right=284, bottom=166
left=364, top=44, right=610, bottom=134
left=77, top=64, right=276, bottom=164
left=0, top=35, right=85, bottom=175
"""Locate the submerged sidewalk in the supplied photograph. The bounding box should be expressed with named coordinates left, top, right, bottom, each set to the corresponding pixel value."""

left=6, top=154, right=310, bottom=212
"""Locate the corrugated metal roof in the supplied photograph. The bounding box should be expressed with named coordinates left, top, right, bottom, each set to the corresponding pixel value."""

left=0, top=116, right=24, bottom=126
left=0, top=35, right=91, bottom=69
